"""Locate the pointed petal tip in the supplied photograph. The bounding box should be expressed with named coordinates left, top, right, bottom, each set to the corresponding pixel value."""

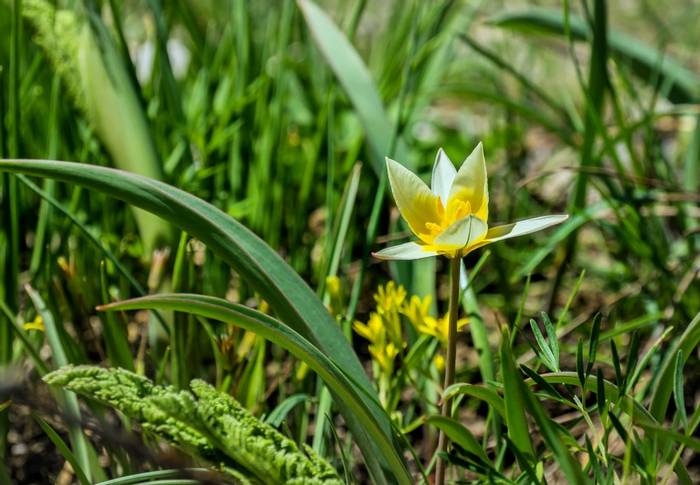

left=373, top=242, right=438, bottom=261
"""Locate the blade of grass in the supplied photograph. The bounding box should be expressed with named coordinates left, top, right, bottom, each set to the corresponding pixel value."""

left=425, top=415, right=489, bottom=463
left=488, top=7, right=700, bottom=103
left=649, top=311, right=700, bottom=421
left=33, top=413, right=91, bottom=485
left=298, top=0, right=409, bottom=174
left=500, top=327, right=534, bottom=457
left=25, top=285, right=93, bottom=481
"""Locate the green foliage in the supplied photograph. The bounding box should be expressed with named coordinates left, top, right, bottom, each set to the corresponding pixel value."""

left=1, top=0, right=699, bottom=483
left=45, top=365, right=342, bottom=485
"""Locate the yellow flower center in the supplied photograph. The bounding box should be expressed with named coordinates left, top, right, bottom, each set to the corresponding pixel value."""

left=418, top=197, right=472, bottom=243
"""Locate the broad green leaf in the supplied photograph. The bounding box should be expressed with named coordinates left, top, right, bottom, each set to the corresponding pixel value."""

left=488, top=7, right=700, bottom=103
left=0, top=159, right=409, bottom=485
left=298, top=0, right=409, bottom=173
left=99, top=293, right=411, bottom=484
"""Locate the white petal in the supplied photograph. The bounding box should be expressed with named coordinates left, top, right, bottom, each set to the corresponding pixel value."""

left=484, top=215, right=569, bottom=243
left=385, top=157, right=442, bottom=238
left=432, top=215, right=488, bottom=250
left=431, top=148, right=456, bottom=206
left=448, top=142, right=489, bottom=221
left=373, top=241, right=438, bottom=261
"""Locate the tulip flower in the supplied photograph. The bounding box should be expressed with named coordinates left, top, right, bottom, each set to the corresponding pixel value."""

left=374, top=143, right=567, bottom=485
left=373, top=143, right=567, bottom=260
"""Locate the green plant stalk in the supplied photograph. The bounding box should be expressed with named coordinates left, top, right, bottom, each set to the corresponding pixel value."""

left=0, top=0, right=21, bottom=461
left=434, top=256, right=461, bottom=485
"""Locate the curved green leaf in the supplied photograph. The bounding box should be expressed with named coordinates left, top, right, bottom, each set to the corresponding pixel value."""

left=649, top=311, right=700, bottom=421
left=488, top=8, right=700, bottom=103
left=298, top=0, right=409, bottom=173
left=443, top=383, right=505, bottom=419
left=425, top=416, right=489, bottom=463
left=98, top=293, right=411, bottom=484
left=0, top=158, right=409, bottom=485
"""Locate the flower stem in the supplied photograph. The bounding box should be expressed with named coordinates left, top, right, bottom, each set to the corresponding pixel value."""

left=435, top=256, right=461, bottom=485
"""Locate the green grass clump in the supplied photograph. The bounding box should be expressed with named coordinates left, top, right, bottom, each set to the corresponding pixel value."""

left=0, top=0, right=698, bottom=483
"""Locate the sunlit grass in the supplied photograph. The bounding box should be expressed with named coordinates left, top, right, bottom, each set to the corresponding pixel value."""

left=0, top=0, right=698, bottom=484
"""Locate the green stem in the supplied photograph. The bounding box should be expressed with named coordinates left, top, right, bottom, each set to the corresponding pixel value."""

left=435, top=256, right=461, bottom=485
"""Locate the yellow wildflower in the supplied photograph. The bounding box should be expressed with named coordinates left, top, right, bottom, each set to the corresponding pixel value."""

left=24, top=315, right=45, bottom=332
left=374, top=144, right=568, bottom=260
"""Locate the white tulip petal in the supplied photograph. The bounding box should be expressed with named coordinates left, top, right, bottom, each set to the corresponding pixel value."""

left=484, top=215, right=569, bottom=243
left=432, top=215, right=488, bottom=250
left=448, top=142, right=489, bottom=221
left=431, top=148, right=457, bottom=206
left=385, top=157, right=441, bottom=238
left=373, top=241, right=438, bottom=261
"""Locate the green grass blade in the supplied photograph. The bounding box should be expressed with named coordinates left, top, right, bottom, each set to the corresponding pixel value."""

left=264, top=394, right=310, bottom=427
left=33, top=414, right=91, bottom=485
left=488, top=7, right=700, bottom=103
left=99, top=261, right=134, bottom=371
left=99, top=293, right=411, bottom=484
left=96, top=469, right=209, bottom=485
left=443, top=383, right=505, bottom=419
left=673, top=351, right=688, bottom=429
left=25, top=286, right=93, bottom=481
left=298, top=0, right=409, bottom=173
left=425, top=415, right=489, bottom=463
left=649, top=311, right=700, bottom=421
left=500, top=328, right=534, bottom=457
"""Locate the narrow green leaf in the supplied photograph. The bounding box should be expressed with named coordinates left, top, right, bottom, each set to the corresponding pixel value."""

left=586, top=313, right=602, bottom=378
left=541, top=312, right=559, bottom=366
left=500, top=328, right=534, bottom=457
left=673, top=351, right=688, bottom=429
left=576, top=339, right=585, bottom=389
left=443, top=383, right=505, bottom=419
left=298, top=0, right=409, bottom=174
left=529, top=318, right=557, bottom=372
left=520, top=365, right=563, bottom=401
left=265, top=394, right=310, bottom=427
left=0, top=159, right=407, bottom=484
left=33, top=414, right=91, bottom=485
left=26, top=286, right=93, bottom=481
left=650, top=311, right=700, bottom=421
left=99, top=261, right=134, bottom=371
left=488, top=7, right=700, bottom=102
left=99, top=293, right=410, bottom=484
left=96, top=469, right=210, bottom=485
left=425, top=416, right=489, bottom=463
left=596, top=369, right=606, bottom=418
left=610, top=340, right=622, bottom=388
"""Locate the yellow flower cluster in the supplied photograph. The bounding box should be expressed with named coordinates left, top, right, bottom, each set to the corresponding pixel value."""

left=354, top=282, right=469, bottom=374
left=402, top=295, right=468, bottom=344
